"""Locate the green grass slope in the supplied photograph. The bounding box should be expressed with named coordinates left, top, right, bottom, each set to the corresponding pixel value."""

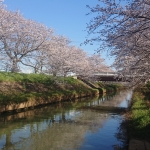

left=0, top=72, right=98, bottom=105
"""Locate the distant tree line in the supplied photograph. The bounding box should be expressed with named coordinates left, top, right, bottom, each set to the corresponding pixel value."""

left=0, top=2, right=111, bottom=78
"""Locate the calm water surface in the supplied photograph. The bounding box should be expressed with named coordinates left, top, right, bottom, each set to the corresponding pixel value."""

left=0, top=90, right=132, bottom=150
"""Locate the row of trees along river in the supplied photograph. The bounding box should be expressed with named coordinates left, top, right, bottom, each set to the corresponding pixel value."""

left=0, top=2, right=111, bottom=78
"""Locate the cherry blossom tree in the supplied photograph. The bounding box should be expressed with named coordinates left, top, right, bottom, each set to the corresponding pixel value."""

left=70, top=49, right=111, bottom=79
left=68, top=46, right=90, bottom=77
left=88, top=54, right=112, bottom=73
left=0, top=5, right=54, bottom=72
left=86, top=0, right=150, bottom=85
left=0, top=2, right=111, bottom=79
left=20, top=50, right=49, bottom=73
left=45, top=35, right=72, bottom=76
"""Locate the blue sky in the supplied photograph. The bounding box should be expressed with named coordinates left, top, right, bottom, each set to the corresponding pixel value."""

left=3, top=0, right=114, bottom=66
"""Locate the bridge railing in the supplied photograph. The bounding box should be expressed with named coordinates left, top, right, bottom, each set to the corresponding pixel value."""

left=94, top=72, right=118, bottom=76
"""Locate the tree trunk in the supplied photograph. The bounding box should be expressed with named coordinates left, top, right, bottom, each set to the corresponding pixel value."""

left=53, top=71, right=57, bottom=76
left=11, top=59, right=19, bottom=73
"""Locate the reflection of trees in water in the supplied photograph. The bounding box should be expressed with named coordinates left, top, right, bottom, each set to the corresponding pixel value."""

left=1, top=132, right=15, bottom=150
left=0, top=110, right=109, bottom=150
left=0, top=90, right=132, bottom=149
left=0, top=96, right=99, bottom=123
left=94, top=90, right=132, bottom=108
left=23, top=123, right=85, bottom=150
left=22, top=111, right=109, bottom=150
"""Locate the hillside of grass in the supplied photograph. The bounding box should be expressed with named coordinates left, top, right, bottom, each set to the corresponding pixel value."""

left=0, top=72, right=98, bottom=105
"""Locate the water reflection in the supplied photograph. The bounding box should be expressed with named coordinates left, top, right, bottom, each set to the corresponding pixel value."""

left=87, top=90, right=132, bottom=108
left=0, top=90, right=132, bottom=150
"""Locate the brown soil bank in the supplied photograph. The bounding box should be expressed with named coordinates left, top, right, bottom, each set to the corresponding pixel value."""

left=0, top=74, right=99, bottom=113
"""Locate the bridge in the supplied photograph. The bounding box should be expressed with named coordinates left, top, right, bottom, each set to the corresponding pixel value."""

left=93, top=72, right=124, bottom=82
left=75, top=72, right=131, bottom=82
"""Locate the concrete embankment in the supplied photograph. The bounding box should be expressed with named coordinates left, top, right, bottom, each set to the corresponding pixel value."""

left=0, top=92, right=98, bottom=114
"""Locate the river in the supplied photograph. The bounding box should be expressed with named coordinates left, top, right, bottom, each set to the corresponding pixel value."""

left=0, top=90, right=132, bottom=150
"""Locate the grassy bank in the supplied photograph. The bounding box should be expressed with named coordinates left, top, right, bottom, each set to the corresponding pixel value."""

left=0, top=72, right=126, bottom=114
left=127, top=84, right=150, bottom=140
left=0, top=72, right=98, bottom=106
